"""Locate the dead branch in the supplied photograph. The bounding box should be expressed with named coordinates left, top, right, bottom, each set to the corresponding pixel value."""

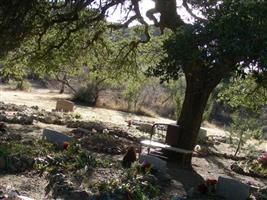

left=56, top=73, right=77, bottom=94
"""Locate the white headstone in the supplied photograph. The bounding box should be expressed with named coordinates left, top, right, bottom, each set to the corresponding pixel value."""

left=139, top=154, right=167, bottom=173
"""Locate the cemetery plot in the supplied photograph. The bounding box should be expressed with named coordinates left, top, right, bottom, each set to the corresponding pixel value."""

left=0, top=102, right=266, bottom=199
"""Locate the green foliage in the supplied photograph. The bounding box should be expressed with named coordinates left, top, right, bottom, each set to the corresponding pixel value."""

left=73, top=83, right=100, bottom=106
left=123, top=78, right=144, bottom=111
left=0, top=140, right=56, bottom=158
left=218, top=77, right=267, bottom=115
left=35, top=142, right=97, bottom=173
left=2, top=16, right=166, bottom=110
left=147, top=1, right=267, bottom=125
left=71, top=112, right=82, bottom=119
left=16, top=80, right=31, bottom=91
left=228, top=115, right=263, bottom=156
left=0, top=140, right=57, bottom=172
left=236, top=152, right=267, bottom=176
left=251, top=129, right=263, bottom=140
left=91, top=162, right=159, bottom=200
left=0, top=139, right=98, bottom=175
left=150, top=4, right=267, bottom=80
left=1, top=10, right=105, bottom=87
left=0, top=1, right=48, bottom=58
left=131, top=185, right=148, bottom=200
left=159, top=78, right=185, bottom=119
left=249, top=160, right=267, bottom=176
left=219, top=77, right=266, bottom=145
left=122, top=73, right=167, bottom=114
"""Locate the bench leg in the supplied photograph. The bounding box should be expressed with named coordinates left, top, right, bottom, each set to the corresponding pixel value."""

left=147, top=147, right=151, bottom=154
left=138, top=144, right=143, bottom=155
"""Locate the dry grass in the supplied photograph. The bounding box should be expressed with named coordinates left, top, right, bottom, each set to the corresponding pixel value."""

left=96, top=99, right=157, bottom=118
left=134, top=107, right=158, bottom=118
left=95, top=88, right=177, bottom=118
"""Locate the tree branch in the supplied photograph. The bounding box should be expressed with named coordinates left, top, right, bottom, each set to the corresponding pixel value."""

left=182, top=0, right=206, bottom=22
left=55, top=73, right=77, bottom=93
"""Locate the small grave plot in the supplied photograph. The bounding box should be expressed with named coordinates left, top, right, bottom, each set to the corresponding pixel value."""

left=0, top=102, right=79, bottom=125
left=231, top=152, right=267, bottom=179
left=69, top=128, right=139, bottom=155
left=0, top=102, right=32, bottom=112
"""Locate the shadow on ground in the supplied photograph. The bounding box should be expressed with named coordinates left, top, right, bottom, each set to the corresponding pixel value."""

left=167, top=162, right=205, bottom=195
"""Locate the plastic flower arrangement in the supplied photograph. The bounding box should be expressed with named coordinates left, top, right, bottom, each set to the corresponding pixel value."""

left=257, top=152, right=267, bottom=166
left=63, top=141, right=70, bottom=150
left=206, top=179, right=217, bottom=193
left=139, top=161, right=152, bottom=174
left=197, top=179, right=218, bottom=194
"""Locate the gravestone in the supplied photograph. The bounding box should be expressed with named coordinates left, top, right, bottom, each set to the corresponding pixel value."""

left=42, top=128, right=72, bottom=146
left=198, top=128, right=207, bottom=142
left=56, top=100, right=74, bottom=112
left=217, top=176, right=250, bottom=200
left=139, top=154, right=167, bottom=173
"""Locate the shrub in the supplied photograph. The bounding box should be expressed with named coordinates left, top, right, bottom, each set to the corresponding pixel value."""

left=251, top=129, right=263, bottom=140
left=73, top=83, right=99, bottom=106
left=135, top=107, right=156, bottom=118
left=16, top=80, right=31, bottom=91
left=228, top=116, right=263, bottom=156
left=72, top=112, right=82, bottom=119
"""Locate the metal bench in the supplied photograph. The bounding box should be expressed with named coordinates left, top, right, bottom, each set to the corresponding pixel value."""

left=140, top=123, right=193, bottom=164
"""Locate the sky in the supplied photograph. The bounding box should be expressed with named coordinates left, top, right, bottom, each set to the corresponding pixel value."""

left=106, top=0, right=194, bottom=25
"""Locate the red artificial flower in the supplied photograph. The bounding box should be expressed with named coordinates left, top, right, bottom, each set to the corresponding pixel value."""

left=63, top=141, right=69, bottom=150
left=206, top=179, right=218, bottom=185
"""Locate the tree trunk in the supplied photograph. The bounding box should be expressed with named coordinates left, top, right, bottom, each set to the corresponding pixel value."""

left=234, top=132, right=243, bottom=156
left=174, top=73, right=220, bottom=166
left=59, top=82, right=65, bottom=94
left=59, top=74, right=66, bottom=94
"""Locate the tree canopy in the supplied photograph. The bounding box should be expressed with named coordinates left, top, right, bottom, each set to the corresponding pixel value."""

left=149, top=1, right=267, bottom=84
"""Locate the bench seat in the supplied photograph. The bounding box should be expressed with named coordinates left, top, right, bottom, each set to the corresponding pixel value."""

left=141, top=140, right=193, bottom=154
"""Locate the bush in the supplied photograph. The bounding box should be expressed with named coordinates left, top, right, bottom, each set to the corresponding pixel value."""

left=16, top=80, right=31, bottom=91
left=72, top=112, right=82, bottom=119
left=73, top=83, right=99, bottom=106
left=251, top=129, right=263, bottom=140
left=135, top=107, right=156, bottom=118
left=228, top=116, right=263, bottom=156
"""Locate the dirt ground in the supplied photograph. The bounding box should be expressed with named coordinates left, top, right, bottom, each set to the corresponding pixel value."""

left=0, top=86, right=267, bottom=199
